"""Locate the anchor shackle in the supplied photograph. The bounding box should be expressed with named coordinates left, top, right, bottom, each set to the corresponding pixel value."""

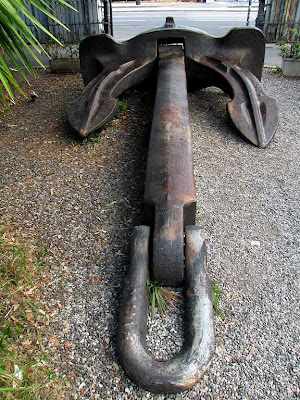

left=116, top=225, right=215, bottom=394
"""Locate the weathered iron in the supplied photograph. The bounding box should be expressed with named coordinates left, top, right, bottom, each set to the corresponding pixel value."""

left=68, top=17, right=278, bottom=147
left=116, top=225, right=214, bottom=393
left=68, top=18, right=278, bottom=393
left=144, top=45, right=196, bottom=287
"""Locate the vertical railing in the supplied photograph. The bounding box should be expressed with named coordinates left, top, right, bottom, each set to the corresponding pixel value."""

left=263, top=0, right=300, bottom=42
left=102, top=0, right=113, bottom=35
left=20, top=0, right=111, bottom=44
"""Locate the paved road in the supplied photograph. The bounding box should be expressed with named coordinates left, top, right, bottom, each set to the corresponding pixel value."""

left=112, top=1, right=259, bottom=39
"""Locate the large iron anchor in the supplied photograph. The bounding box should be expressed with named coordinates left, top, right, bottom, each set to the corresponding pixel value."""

left=68, top=18, right=278, bottom=393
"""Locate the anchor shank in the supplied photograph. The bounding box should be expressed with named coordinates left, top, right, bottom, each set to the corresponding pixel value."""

left=144, top=44, right=196, bottom=287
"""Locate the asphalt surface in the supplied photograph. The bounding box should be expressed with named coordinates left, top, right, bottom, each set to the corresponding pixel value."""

left=112, top=1, right=258, bottom=38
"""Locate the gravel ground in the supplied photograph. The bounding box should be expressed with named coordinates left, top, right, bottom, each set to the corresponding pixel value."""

left=0, top=69, right=299, bottom=400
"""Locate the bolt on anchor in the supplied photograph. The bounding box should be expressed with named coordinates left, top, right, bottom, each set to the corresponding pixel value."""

left=68, top=17, right=278, bottom=393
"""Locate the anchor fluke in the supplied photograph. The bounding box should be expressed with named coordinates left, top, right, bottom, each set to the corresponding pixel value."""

left=68, top=59, right=155, bottom=137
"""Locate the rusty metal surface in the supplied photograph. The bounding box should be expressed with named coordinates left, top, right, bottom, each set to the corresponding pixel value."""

left=78, top=18, right=265, bottom=86
left=68, top=59, right=155, bottom=137
left=116, top=225, right=215, bottom=394
left=67, top=18, right=278, bottom=147
left=67, top=17, right=279, bottom=394
left=144, top=45, right=196, bottom=287
left=188, top=57, right=279, bottom=148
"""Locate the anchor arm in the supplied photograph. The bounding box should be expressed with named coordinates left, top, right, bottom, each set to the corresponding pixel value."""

left=226, top=64, right=278, bottom=148
left=67, top=58, right=155, bottom=137
left=187, top=57, right=278, bottom=148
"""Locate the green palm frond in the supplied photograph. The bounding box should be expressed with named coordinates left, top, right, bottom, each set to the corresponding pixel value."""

left=0, top=0, right=76, bottom=108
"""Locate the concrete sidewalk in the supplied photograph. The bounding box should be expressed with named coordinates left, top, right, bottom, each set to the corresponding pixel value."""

left=265, top=44, right=281, bottom=67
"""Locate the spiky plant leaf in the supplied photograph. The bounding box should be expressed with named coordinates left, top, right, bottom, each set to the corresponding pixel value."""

left=211, top=281, right=224, bottom=317
left=0, top=0, right=76, bottom=108
left=146, top=280, right=182, bottom=319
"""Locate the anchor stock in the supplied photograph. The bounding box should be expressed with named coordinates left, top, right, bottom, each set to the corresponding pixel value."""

left=67, top=17, right=278, bottom=393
